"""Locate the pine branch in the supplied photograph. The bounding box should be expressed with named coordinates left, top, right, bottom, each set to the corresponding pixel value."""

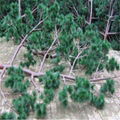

left=0, top=18, right=47, bottom=106
left=10, top=17, right=47, bottom=66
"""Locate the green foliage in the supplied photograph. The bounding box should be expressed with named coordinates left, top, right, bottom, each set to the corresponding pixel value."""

left=39, top=71, right=60, bottom=89
left=79, top=29, right=111, bottom=74
left=94, top=0, right=109, bottom=17
left=50, top=65, right=65, bottom=73
left=39, top=70, right=61, bottom=106
left=0, top=112, right=16, bottom=120
left=2, top=4, right=29, bottom=43
left=27, top=31, right=53, bottom=51
left=13, top=92, right=37, bottom=119
left=59, top=87, right=68, bottom=107
left=111, top=40, right=120, bottom=51
left=100, top=79, right=115, bottom=94
left=35, top=103, right=47, bottom=118
left=56, top=14, right=79, bottom=59
left=40, top=88, right=55, bottom=104
left=39, top=70, right=61, bottom=107
left=69, top=77, right=92, bottom=102
left=59, top=77, right=106, bottom=109
left=0, top=0, right=15, bottom=17
left=51, top=56, right=61, bottom=64
left=106, top=58, right=120, bottom=71
left=90, top=93, right=105, bottom=109
left=21, top=52, right=36, bottom=68
left=1, top=0, right=119, bottom=74
left=4, top=67, right=30, bottom=93
left=93, top=0, right=120, bottom=31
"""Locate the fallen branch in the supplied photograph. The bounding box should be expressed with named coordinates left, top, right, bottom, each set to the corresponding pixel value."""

left=1, top=64, right=120, bottom=83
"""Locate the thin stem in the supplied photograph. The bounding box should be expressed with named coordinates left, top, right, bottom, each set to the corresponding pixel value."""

left=39, top=26, right=58, bottom=72
left=89, top=0, right=93, bottom=24
left=31, top=75, right=41, bottom=93
left=18, top=0, right=21, bottom=17
left=69, top=46, right=88, bottom=75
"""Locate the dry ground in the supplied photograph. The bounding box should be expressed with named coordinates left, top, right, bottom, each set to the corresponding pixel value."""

left=0, top=39, right=120, bottom=120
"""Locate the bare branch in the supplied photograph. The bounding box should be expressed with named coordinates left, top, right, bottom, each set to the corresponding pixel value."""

left=69, top=46, right=88, bottom=75
left=1, top=64, right=120, bottom=83
left=38, top=26, right=58, bottom=72
left=104, top=0, right=115, bottom=40
left=30, top=75, right=41, bottom=93
left=89, top=0, right=93, bottom=24
left=18, top=0, right=21, bottom=17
